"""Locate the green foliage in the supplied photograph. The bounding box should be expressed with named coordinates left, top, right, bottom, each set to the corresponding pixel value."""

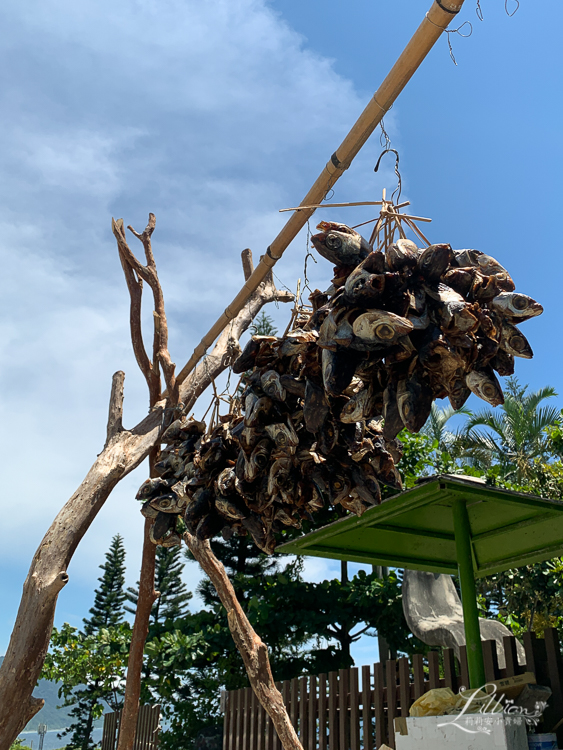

left=84, top=534, right=127, bottom=635
left=42, top=623, right=131, bottom=712
left=250, top=311, right=277, bottom=337
left=10, top=740, right=32, bottom=750
left=126, top=546, right=192, bottom=629
left=459, top=378, right=560, bottom=483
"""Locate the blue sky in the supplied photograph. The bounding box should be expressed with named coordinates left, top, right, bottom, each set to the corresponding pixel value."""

left=0, top=0, right=562, bottom=670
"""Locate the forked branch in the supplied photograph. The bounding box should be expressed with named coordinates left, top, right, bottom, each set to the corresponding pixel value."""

left=184, top=534, right=304, bottom=750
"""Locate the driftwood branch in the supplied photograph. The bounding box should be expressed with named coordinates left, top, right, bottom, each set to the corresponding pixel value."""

left=0, top=375, right=164, bottom=748
left=106, top=370, right=125, bottom=446
left=241, top=248, right=254, bottom=281
left=116, top=519, right=159, bottom=750
left=184, top=534, right=303, bottom=750
left=0, top=234, right=293, bottom=750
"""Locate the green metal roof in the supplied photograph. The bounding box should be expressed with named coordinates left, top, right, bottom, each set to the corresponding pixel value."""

left=279, top=475, right=563, bottom=576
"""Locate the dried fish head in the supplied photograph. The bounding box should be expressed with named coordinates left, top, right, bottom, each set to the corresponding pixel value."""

left=151, top=511, right=178, bottom=545
left=344, top=264, right=386, bottom=306
left=304, top=379, right=330, bottom=433
left=328, top=471, right=352, bottom=505
left=466, top=369, right=504, bottom=406
left=340, top=386, right=374, bottom=424
left=261, top=369, right=286, bottom=402
left=317, top=418, right=339, bottom=455
left=265, top=420, right=299, bottom=455
left=447, top=377, right=472, bottom=411
left=454, top=249, right=511, bottom=279
left=136, top=477, right=171, bottom=501
left=417, top=244, right=454, bottom=281
left=352, top=310, right=413, bottom=344
left=244, top=396, right=274, bottom=428
left=267, top=457, right=295, bottom=502
left=312, top=222, right=370, bottom=267
left=149, top=492, right=187, bottom=514
left=216, top=467, right=236, bottom=496
left=280, top=329, right=317, bottom=357
left=490, top=292, right=543, bottom=319
left=490, top=348, right=515, bottom=377
left=140, top=501, right=159, bottom=519
left=196, top=512, right=224, bottom=541
left=499, top=322, right=533, bottom=359
left=424, top=283, right=478, bottom=332
left=386, top=239, right=419, bottom=271
left=396, top=372, right=433, bottom=433
left=382, top=382, right=405, bottom=440
left=215, top=495, right=247, bottom=521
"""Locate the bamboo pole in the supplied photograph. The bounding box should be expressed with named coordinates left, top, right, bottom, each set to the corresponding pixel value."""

left=175, top=0, right=466, bottom=389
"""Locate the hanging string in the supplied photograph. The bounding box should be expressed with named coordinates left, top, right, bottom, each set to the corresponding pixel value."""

left=425, top=13, right=473, bottom=65
left=476, top=0, right=484, bottom=20
left=379, top=119, right=392, bottom=151
left=505, top=0, right=519, bottom=15
left=374, top=148, right=402, bottom=205
left=302, top=219, right=317, bottom=303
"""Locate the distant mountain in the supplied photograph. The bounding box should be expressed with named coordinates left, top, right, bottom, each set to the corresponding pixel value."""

left=0, top=656, right=103, bottom=732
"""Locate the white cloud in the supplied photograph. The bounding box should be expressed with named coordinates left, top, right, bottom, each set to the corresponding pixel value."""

left=0, top=0, right=397, bottom=652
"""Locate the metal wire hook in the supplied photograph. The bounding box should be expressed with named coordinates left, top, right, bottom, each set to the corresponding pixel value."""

left=374, top=148, right=402, bottom=205
left=505, top=0, right=519, bottom=16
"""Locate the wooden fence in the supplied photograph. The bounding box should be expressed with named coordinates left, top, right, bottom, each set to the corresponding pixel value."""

left=223, top=629, right=563, bottom=750
left=101, top=704, right=161, bottom=750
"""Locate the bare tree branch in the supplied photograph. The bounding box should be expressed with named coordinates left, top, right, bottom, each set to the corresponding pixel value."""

left=106, top=370, right=125, bottom=446
left=0, top=239, right=294, bottom=750
left=241, top=248, right=254, bottom=281
left=184, top=534, right=304, bottom=750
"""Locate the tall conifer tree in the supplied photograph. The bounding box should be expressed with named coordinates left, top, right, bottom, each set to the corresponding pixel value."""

left=84, top=534, right=127, bottom=634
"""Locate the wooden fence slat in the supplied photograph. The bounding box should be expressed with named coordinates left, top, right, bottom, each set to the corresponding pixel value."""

left=350, top=667, right=360, bottom=750
left=427, top=651, right=440, bottom=689
left=256, top=698, right=265, bottom=750
left=544, top=629, right=563, bottom=725
left=290, top=678, right=299, bottom=734
left=308, top=675, right=317, bottom=750
left=250, top=689, right=258, bottom=750
left=328, top=671, right=338, bottom=750
left=523, top=631, right=537, bottom=676
left=385, top=660, right=397, bottom=750
left=502, top=635, right=519, bottom=678
left=443, top=648, right=457, bottom=691
left=338, top=668, right=349, bottom=750
left=222, top=693, right=229, bottom=750
left=482, top=639, right=500, bottom=682
left=243, top=689, right=251, bottom=750
left=236, top=690, right=243, bottom=750
left=459, top=645, right=470, bottom=690
left=398, top=658, right=410, bottom=717
left=412, top=654, right=425, bottom=699
left=361, top=665, right=373, bottom=750
left=299, top=675, right=308, bottom=748
left=318, top=674, right=328, bottom=750
left=374, top=662, right=385, bottom=750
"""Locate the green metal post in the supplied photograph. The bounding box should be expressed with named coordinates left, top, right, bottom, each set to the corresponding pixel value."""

left=452, top=497, right=486, bottom=689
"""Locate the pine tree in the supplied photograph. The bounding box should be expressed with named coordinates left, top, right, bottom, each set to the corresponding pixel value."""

left=126, top=546, right=192, bottom=629
left=250, top=311, right=277, bottom=336
left=83, top=534, right=127, bottom=634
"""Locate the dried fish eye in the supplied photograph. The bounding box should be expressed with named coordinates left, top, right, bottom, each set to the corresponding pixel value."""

left=326, top=234, right=342, bottom=250
left=512, top=295, right=528, bottom=311
left=159, top=499, right=172, bottom=508
left=375, top=324, right=395, bottom=340
left=510, top=334, right=526, bottom=352
left=333, top=480, right=342, bottom=490
left=277, top=434, right=287, bottom=445
left=483, top=384, right=497, bottom=398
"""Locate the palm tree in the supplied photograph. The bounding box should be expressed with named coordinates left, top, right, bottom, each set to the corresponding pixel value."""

left=459, top=378, right=560, bottom=483
left=422, top=403, right=472, bottom=454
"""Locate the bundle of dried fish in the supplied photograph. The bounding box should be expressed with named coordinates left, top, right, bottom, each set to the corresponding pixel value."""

left=136, top=220, right=541, bottom=556
left=310, top=222, right=542, bottom=426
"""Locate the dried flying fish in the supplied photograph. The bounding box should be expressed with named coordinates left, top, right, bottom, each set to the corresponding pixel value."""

left=312, top=222, right=370, bottom=267
left=352, top=310, right=413, bottom=344
left=466, top=369, right=505, bottom=406
left=499, top=321, right=533, bottom=359
left=418, top=244, right=454, bottom=281
left=261, top=370, right=286, bottom=401
left=490, top=292, right=543, bottom=320
left=386, top=239, right=419, bottom=271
